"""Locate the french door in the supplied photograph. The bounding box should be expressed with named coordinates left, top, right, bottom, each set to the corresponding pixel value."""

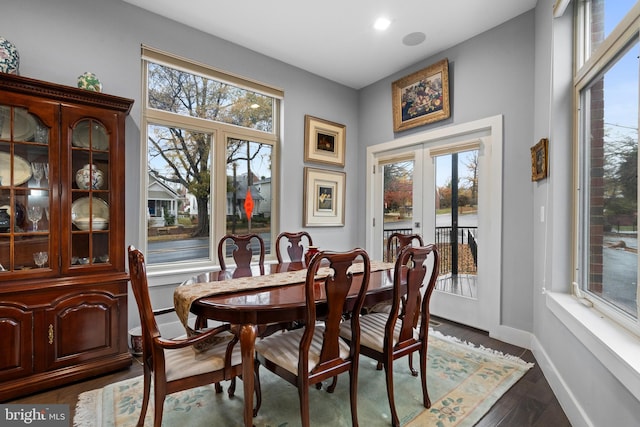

left=367, top=117, right=502, bottom=333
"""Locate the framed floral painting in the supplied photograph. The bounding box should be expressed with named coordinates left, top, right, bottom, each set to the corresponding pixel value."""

left=392, top=58, right=450, bottom=132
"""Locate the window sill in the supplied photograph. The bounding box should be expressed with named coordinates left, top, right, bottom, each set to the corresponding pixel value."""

left=546, top=291, right=640, bottom=401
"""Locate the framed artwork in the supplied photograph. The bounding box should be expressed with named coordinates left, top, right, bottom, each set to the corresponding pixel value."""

left=303, top=167, right=346, bottom=227
left=392, top=58, right=450, bottom=132
left=304, top=115, right=346, bottom=167
left=531, top=138, right=549, bottom=181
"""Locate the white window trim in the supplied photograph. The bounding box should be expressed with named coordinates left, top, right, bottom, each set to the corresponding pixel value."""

left=139, top=46, right=281, bottom=283
left=559, top=0, right=640, bottom=404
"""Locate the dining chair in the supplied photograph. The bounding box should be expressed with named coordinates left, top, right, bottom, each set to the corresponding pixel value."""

left=275, top=231, right=313, bottom=263
left=369, top=232, right=424, bottom=315
left=127, top=246, right=251, bottom=427
left=254, top=248, right=371, bottom=427
left=217, top=233, right=265, bottom=276
left=340, top=244, right=439, bottom=427
left=385, top=232, right=424, bottom=262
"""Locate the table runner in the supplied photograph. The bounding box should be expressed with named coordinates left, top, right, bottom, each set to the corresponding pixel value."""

left=174, top=260, right=394, bottom=329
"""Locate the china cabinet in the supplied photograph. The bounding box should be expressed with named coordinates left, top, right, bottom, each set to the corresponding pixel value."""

left=0, top=73, right=133, bottom=401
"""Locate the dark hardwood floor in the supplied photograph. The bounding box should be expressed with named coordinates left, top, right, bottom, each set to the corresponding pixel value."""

left=7, top=317, right=571, bottom=426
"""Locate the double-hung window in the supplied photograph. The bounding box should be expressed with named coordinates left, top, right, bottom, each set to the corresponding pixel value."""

left=141, top=46, right=281, bottom=269
left=574, top=1, right=640, bottom=333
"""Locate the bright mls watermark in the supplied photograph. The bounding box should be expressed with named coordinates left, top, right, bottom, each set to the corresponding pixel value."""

left=0, top=405, right=69, bottom=426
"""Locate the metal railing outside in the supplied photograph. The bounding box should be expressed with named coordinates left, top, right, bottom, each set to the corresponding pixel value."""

left=383, top=226, right=478, bottom=275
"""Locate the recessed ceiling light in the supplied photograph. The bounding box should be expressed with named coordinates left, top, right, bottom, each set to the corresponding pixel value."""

left=402, top=32, right=426, bottom=46
left=374, top=17, right=391, bottom=31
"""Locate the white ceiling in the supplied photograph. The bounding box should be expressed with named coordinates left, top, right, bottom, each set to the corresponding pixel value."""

left=123, top=0, right=537, bottom=89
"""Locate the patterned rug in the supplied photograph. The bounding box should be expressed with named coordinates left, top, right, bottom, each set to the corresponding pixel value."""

left=74, top=331, right=532, bottom=427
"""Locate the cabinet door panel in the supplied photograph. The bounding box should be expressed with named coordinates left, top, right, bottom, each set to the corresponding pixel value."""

left=44, top=292, right=121, bottom=370
left=0, top=305, right=34, bottom=381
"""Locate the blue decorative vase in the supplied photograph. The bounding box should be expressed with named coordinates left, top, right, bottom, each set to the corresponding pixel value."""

left=0, top=37, right=19, bottom=75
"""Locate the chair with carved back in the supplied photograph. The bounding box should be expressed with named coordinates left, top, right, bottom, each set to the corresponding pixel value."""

left=217, top=233, right=265, bottom=277
left=370, top=232, right=424, bottom=316
left=254, top=249, right=371, bottom=427
left=275, top=231, right=313, bottom=263
left=127, top=246, right=253, bottom=427
left=386, top=232, right=424, bottom=262
left=340, top=245, right=439, bottom=427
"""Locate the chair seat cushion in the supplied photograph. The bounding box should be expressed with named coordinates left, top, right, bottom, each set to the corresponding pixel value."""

left=340, top=312, right=418, bottom=353
left=164, top=336, right=241, bottom=382
left=255, top=326, right=351, bottom=375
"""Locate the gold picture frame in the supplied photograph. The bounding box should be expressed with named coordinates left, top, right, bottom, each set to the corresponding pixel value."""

left=304, top=115, right=346, bottom=167
left=392, top=58, right=450, bottom=132
left=303, top=167, right=346, bottom=227
left=531, top=138, right=549, bottom=181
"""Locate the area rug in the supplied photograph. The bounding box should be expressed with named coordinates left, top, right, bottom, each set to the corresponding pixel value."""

left=74, top=331, right=533, bottom=427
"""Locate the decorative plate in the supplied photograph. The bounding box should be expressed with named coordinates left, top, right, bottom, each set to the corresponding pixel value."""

left=71, top=197, right=109, bottom=222
left=0, top=152, right=32, bottom=186
left=72, top=120, right=109, bottom=150
left=77, top=72, right=102, bottom=92
left=0, top=108, right=36, bottom=141
left=0, top=37, right=19, bottom=75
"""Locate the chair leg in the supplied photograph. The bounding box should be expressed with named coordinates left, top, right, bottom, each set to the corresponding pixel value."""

left=153, top=385, right=166, bottom=427
left=350, top=365, right=360, bottom=427
left=228, top=377, right=237, bottom=397
left=376, top=361, right=383, bottom=370
left=298, top=381, right=311, bottom=427
left=408, top=352, right=418, bottom=376
left=384, top=360, right=400, bottom=427
left=327, top=375, right=339, bottom=393
left=137, top=371, right=151, bottom=427
left=253, top=359, right=263, bottom=416
left=420, top=347, right=431, bottom=408
left=253, top=366, right=262, bottom=417
left=215, top=382, right=223, bottom=393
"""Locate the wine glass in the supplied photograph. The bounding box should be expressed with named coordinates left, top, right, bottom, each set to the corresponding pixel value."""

left=31, top=162, right=44, bottom=187
left=33, top=251, right=48, bottom=268
left=27, top=206, right=43, bottom=232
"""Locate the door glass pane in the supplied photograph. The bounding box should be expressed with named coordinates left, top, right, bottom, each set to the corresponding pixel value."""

left=382, top=160, right=415, bottom=257
left=146, top=124, right=212, bottom=264
left=225, top=138, right=272, bottom=258
left=435, top=150, right=479, bottom=297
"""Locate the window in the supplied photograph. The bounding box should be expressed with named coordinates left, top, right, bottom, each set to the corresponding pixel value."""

left=575, top=1, right=640, bottom=332
left=141, top=46, right=281, bottom=268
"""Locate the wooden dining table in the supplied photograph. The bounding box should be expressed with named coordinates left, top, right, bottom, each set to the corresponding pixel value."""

left=174, top=261, right=397, bottom=427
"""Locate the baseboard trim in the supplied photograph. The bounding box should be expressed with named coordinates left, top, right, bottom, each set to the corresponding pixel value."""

left=530, top=335, right=593, bottom=427
left=490, top=323, right=533, bottom=349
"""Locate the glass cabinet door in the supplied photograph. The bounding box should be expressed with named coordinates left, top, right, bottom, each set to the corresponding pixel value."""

left=0, top=105, right=51, bottom=272
left=70, top=119, right=110, bottom=267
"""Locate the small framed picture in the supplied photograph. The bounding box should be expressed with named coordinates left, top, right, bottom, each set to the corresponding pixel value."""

left=392, top=58, right=450, bottom=132
left=304, top=115, right=346, bottom=167
left=531, top=138, right=549, bottom=181
left=303, top=167, right=346, bottom=227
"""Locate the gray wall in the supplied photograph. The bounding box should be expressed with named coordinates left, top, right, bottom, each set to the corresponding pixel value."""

left=358, top=11, right=536, bottom=332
